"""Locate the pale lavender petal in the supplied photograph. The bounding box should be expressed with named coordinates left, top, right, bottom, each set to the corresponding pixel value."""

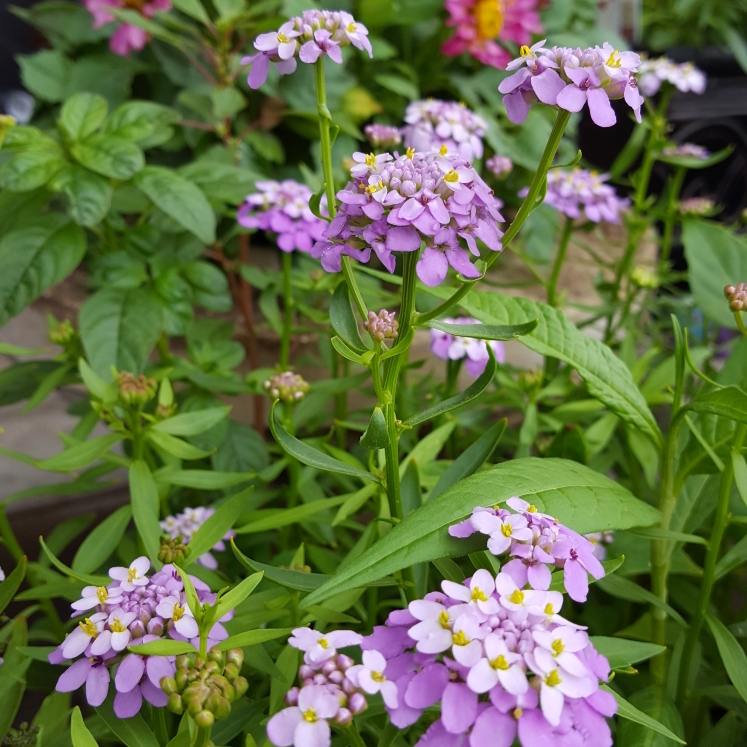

left=531, top=69, right=565, bottom=105
left=587, top=89, right=616, bottom=127
left=267, top=707, right=303, bottom=747
left=470, top=707, right=515, bottom=747
left=386, top=226, right=421, bottom=253
left=114, top=687, right=143, bottom=718
left=405, top=663, right=450, bottom=708
left=417, top=248, right=448, bottom=287
left=503, top=91, right=530, bottom=124
left=564, top=559, right=589, bottom=602
left=556, top=85, right=587, bottom=113
left=86, top=664, right=110, bottom=707
left=248, top=54, right=270, bottom=89
left=441, top=682, right=478, bottom=734
left=56, top=659, right=91, bottom=692
left=115, top=654, right=144, bottom=693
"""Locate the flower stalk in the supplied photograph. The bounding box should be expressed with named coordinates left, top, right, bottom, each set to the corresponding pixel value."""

left=281, top=251, right=294, bottom=369
left=547, top=215, right=574, bottom=307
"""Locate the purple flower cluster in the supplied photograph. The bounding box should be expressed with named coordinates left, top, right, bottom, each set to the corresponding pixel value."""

left=238, top=180, right=327, bottom=253
left=243, top=10, right=372, bottom=89
left=535, top=168, right=629, bottom=224
left=49, top=557, right=231, bottom=718
left=364, top=309, right=399, bottom=342
left=585, top=531, right=614, bottom=561
left=662, top=143, right=710, bottom=160
left=486, top=154, right=514, bottom=178
left=160, top=507, right=232, bottom=570
left=402, top=100, right=487, bottom=161
left=430, top=317, right=506, bottom=377
left=499, top=41, right=643, bottom=128
left=311, top=150, right=504, bottom=286
left=365, top=124, right=402, bottom=150
left=637, top=56, right=706, bottom=96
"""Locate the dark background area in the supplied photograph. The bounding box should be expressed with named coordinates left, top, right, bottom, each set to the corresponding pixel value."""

left=0, top=0, right=36, bottom=91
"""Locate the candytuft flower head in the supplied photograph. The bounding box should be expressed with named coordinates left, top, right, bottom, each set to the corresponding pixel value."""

left=662, top=143, right=710, bottom=160
left=430, top=317, right=505, bottom=376
left=442, top=0, right=543, bottom=69
left=679, top=197, right=716, bottom=216
left=243, top=10, right=372, bottom=89
left=485, top=154, right=513, bottom=178
left=637, top=56, right=706, bottom=97
left=160, top=507, right=232, bottom=569
left=725, top=283, right=747, bottom=312
left=238, top=180, right=327, bottom=254
left=83, top=0, right=171, bottom=56
left=264, top=372, right=310, bottom=403
left=365, top=124, right=402, bottom=150
left=402, top=99, right=487, bottom=161
left=311, top=149, right=504, bottom=287
left=364, top=309, right=399, bottom=342
left=499, top=41, right=644, bottom=127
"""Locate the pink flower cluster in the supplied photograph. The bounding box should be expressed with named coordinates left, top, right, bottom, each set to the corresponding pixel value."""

left=49, top=557, right=231, bottom=718
left=430, top=316, right=506, bottom=377
left=637, top=56, right=706, bottom=97
left=84, top=0, right=171, bottom=56
left=662, top=143, right=710, bottom=160
left=238, top=180, right=327, bottom=253
left=311, top=149, right=504, bottom=287
left=486, top=154, right=513, bottom=178
left=365, top=124, right=402, bottom=150
left=442, top=0, right=543, bottom=69
left=243, top=10, right=372, bottom=89
left=402, top=100, right=487, bottom=161
left=160, top=507, right=233, bottom=570
left=535, top=168, right=629, bottom=224
left=499, top=41, right=644, bottom=128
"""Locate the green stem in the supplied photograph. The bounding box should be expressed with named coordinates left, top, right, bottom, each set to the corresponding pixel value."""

left=377, top=722, right=399, bottom=747
left=0, top=505, right=23, bottom=562
left=151, top=704, right=170, bottom=747
left=345, top=724, right=368, bottom=747
left=191, top=725, right=212, bottom=747
left=676, top=425, right=747, bottom=705
left=734, top=311, right=747, bottom=337
left=334, top=356, right=348, bottom=449
left=547, top=215, right=574, bottom=307
left=634, top=91, right=672, bottom=212
left=417, top=110, right=571, bottom=325
left=284, top=404, right=300, bottom=506
left=660, top=166, right=686, bottom=269
left=280, top=251, right=293, bottom=369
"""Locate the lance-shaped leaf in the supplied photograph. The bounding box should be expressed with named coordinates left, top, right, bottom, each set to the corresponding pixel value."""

left=301, top=457, right=660, bottom=607
left=36, top=433, right=123, bottom=472
left=71, top=707, right=99, bottom=747
left=216, top=628, right=293, bottom=652
left=269, top=402, right=379, bottom=482
left=330, top=282, right=367, bottom=353
left=425, top=318, right=538, bottom=340
left=72, top=505, right=132, bottom=574
left=128, top=640, right=196, bottom=656
left=151, top=406, right=231, bottom=437
left=360, top=406, right=389, bottom=450
left=589, top=637, right=666, bottom=669
left=0, top=556, right=26, bottom=615
left=656, top=145, right=732, bottom=170
left=606, top=685, right=685, bottom=744
left=39, top=536, right=109, bottom=586
left=402, top=346, right=497, bottom=428
left=707, top=615, right=747, bottom=705
left=95, top=700, right=160, bottom=747
left=129, top=460, right=162, bottom=566
left=331, top=336, right=364, bottom=365
left=685, top=385, right=747, bottom=424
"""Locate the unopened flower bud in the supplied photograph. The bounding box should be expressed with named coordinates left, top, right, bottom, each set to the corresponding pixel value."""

left=631, top=266, right=659, bottom=289
left=167, top=693, right=184, bottom=714
left=328, top=670, right=344, bottom=684
left=285, top=687, right=300, bottom=707
left=363, top=309, right=399, bottom=342
left=129, top=619, right=146, bottom=639
left=679, top=197, right=715, bottom=216
left=349, top=692, right=368, bottom=714
left=334, top=708, right=353, bottom=727
left=313, top=673, right=327, bottom=685
left=263, top=371, right=310, bottom=403
left=725, top=283, right=747, bottom=312
left=226, top=649, right=243, bottom=669
left=336, top=654, right=354, bottom=670
left=233, top=676, right=248, bottom=698
left=147, top=616, right=164, bottom=637
left=194, top=710, right=215, bottom=728
left=158, top=535, right=191, bottom=564
left=321, top=660, right=338, bottom=676
left=49, top=319, right=76, bottom=346
left=299, top=665, right=315, bottom=680
left=118, top=371, right=157, bottom=406
left=161, top=677, right=178, bottom=696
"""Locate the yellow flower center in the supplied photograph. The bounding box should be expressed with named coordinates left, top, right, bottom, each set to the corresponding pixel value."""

left=544, top=669, right=562, bottom=687
left=606, top=50, right=622, bottom=68
left=303, top=708, right=317, bottom=723
left=365, top=152, right=377, bottom=166
left=551, top=639, right=565, bottom=657
left=110, top=618, right=127, bottom=634
left=452, top=630, right=470, bottom=646
left=439, top=610, right=451, bottom=629
left=501, top=523, right=512, bottom=537
left=520, top=45, right=531, bottom=57
left=406, top=147, right=416, bottom=159
left=79, top=618, right=99, bottom=637
left=371, top=671, right=386, bottom=683
left=471, top=587, right=488, bottom=602
left=348, top=22, right=356, bottom=32
left=544, top=602, right=555, bottom=615
left=439, top=145, right=449, bottom=156
left=528, top=505, right=538, bottom=513
left=508, top=589, right=524, bottom=605
left=474, top=0, right=504, bottom=40
left=127, top=568, right=139, bottom=583
left=172, top=603, right=185, bottom=622
left=490, top=654, right=510, bottom=671
left=278, top=32, right=289, bottom=43
left=96, top=586, right=108, bottom=604
left=513, top=707, right=523, bottom=720
left=444, top=170, right=460, bottom=183
left=319, top=638, right=329, bottom=649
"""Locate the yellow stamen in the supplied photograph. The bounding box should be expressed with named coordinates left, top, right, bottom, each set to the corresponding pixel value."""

left=520, top=45, right=531, bottom=57
left=544, top=669, right=562, bottom=687
left=474, top=0, right=504, bottom=40
left=544, top=602, right=555, bottom=615
left=471, top=587, right=488, bottom=602
left=439, top=144, right=449, bottom=156
left=371, top=671, right=386, bottom=683
left=278, top=32, right=289, bottom=43
left=501, top=523, right=512, bottom=537
left=172, top=603, right=185, bottom=622
left=319, top=638, right=328, bottom=649
left=513, top=707, right=523, bottom=720
left=452, top=630, right=470, bottom=646
left=96, top=586, right=108, bottom=604
left=508, top=589, right=524, bottom=605
left=406, top=147, right=416, bottom=159
left=444, top=170, right=460, bottom=183
left=551, top=639, right=564, bottom=657
left=303, top=708, right=317, bottom=723
left=365, top=152, right=377, bottom=166
left=127, top=567, right=138, bottom=583
left=347, top=22, right=356, bottom=32
left=110, top=618, right=127, bottom=634
left=490, top=654, right=510, bottom=671
left=606, top=50, right=622, bottom=68
left=528, top=505, right=538, bottom=513
left=439, top=610, right=450, bottom=629
left=79, top=618, right=99, bottom=637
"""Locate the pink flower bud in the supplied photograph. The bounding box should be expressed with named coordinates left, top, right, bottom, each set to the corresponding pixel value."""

left=334, top=708, right=353, bottom=727
left=349, top=692, right=368, bottom=714
left=285, top=687, right=300, bottom=707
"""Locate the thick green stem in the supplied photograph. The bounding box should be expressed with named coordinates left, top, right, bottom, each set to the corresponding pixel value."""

left=191, top=725, right=212, bottom=747
left=660, top=167, right=686, bottom=269
left=280, top=251, right=293, bottom=369
left=417, top=110, right=571, bottom=325
left=736, top=312, right=747, bottom=337
left=676, top=425, right=747, bottom=704
left=547, top=215, right=574, bottom=307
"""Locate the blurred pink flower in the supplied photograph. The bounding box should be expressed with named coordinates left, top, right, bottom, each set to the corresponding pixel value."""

left=442, top=0, right=543, bottom=69
left=84, top=0, right=172, bottom=56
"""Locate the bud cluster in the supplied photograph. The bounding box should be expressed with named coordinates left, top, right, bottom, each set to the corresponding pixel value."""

left=49, top=319, right=77, bottom=346
left=162, top=648, right=248, bottom=727
left=631, top=266, right=659, bottom=289
left=118, top=372, right=157, bottom=406
left=679, top=197, right=715, bottom=216
left=263, top=371, right=310, bottom=402
left=363, top=309, right=399, bottom=342
left=158, top=535, right=191, bottom=565
left=725, top=283, right=747, bottom=312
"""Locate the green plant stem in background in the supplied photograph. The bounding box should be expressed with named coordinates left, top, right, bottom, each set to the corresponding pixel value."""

left=151, top=705, right=170, bottom=747
left=191, top=725, right=212, bottom=747
left=0, top=505, right=24, bottom=562
left=417, top=110, right=571, bottom=325
left=660, top=166, right=686, bottom=269
left=634, top=91, right=673, bottom=212
left=346, top=725, right=368, bottom=747
left=547, top=215, right=574, bottom=307
left=676, top=424, right=747, bottom=705
left=280, top=251, right=293, bottom=369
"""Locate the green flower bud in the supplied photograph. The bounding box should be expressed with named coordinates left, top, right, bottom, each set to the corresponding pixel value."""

left=233, top=676, right=249, bottom=698
left=187, top=697, right=204, bottom=717
left=194, top=711, right=215, bottom=728
left=226, top=649, right=244, bottom=668
left=117, top=371, right=157, bottom=406
left=161, top=676, right=178, bottom=695
left=167, top=693, right=184, bottom=715
left=175, top=669, right=190, bottom=690
left=224, top=663, right=239, bottom=680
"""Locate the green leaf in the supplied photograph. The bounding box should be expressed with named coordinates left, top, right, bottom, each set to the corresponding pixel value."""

left=0, top=218, right=86, bottom=326
left=0, top=148, right=64, bottom=191
left=134, top=166, right=216, bottom=244
left=0, top=342, right=47, bottom=356
left=303, top=457, right=660, bottom=607
left=103, top=101, right=180, bottom=143
left=732, top=452, right=747, bottom=508
left=79, top=287, right=163, bottom=378
left=331, top=336, right=364, bottom=365
left=707, top=615, right=747, bottom=704
left=70, top=134, right=144, bottom=179
left=211, top=87, right=246, bottom=118
left=128, top=640, right=196, bottom=656
left=715, top=534, right=747, bottom=581
left=656, top=145, right=732, bottom=171
left=72, top=505, right=132, bottom=574
left=52, top=164, right=112, bottom=227
left=146, top=430, right=214, bottom=460
left=399, top=422, right=455, bottom=478
left=156, top=469, right=252, bottom=490
left=217, top=628, right=293, bottom=652
left=402, top=346, right=496, bottom=428
left=17, top=50, right=71, bottom=102
left=152, top=406, right=231, bottom=437
left=330, top=282, right=367, bottom=353
left=213, top=572, right=263, bottom=619
left=129, top=460, right=162, bottom=565
left=37, top=433, right=123, bottom=472
left=60, top=93, right=108, bottom=141
left=95, top=699, right=159, bottom=747
left=374, top=73, right=419, bottom=100
left=425, top=318, right=539, bottom=340
left=269, top=403, right=379, bottom=482
left=170, top=0, right=210, bottom=22
left=235, top=495, right=354, bottom=535
left=360, top=406, right=389, bottom=450
left=597, top=575, right=686, bottom=627
left=589, top=637, right=666, bottom=669
left=0, top=556, right=27, bottom=615
left=611, top=685, right=686, bottom=745
left=426, top=287, right=662, bottom=447
left=78, top=359, right=114, bottom=402
left=686, top=386, right=747, bottom=425
left=629, top=527, right=708, bottom=546
left=71, top=707, right=99, bottom=747
left=428, top=418, right=506, bottom=501
left=39, top=536, right=109, bottom=585
left=23, top=362, right=75, bottom=413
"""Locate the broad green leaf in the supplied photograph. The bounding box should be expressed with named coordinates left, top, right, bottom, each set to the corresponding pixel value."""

left=611, top=685, right=685, bottom=745
left=17, top=50, right=71, bottom=103
left=548, top=556, right=624, bottom=593
left=629, top=527, right=708, bottom=546
left=70, top=134, right=144, bottom=179
left=78, top=359, right=114, bottom=402
left=0, top=148, right=64, bottom=191
left=589, top=637, right=666, bottom=669
left=402, top=347, right=496, bottom=428
left=217, top=628, right=293, bottom=652
left=686, top=386, right=747, bottom=425
left=60, top=93, right=108, bottom=141
left=330, top=282, right=367, bottom=353
left=399, top=422, right=455, bottom=478
left=103, top=101, right=180, bottom=142
left=71, top=707, right=99, bottom=747
left=152, top=406, right=231, bottom=436
left=425, top=318, right=538, bottom=340
left=331, top=336, right=364, bottom=365
left=360, top=406, right=389, bottom=450
left=0, top=619, right=29, bottom=739
left=0, top=218, right=86, bottom=326
left=51, top=164, right=112, bottom=227
left=95, top=700, right=159, bottom=747
left=426, top=287, right=662, bottom=446
left=429, top=419, right=506, bottom=501
left=128, top=640, right=195, bottom=656
left=0, top=556, right=27, bottom=615
left=269, top=403, right=379, bottom=482
left=129, top=460, right=162, bottom=565
left=37, top=433, right=122, bottom=472
left=72, top=505, right=132, bottom=574
left=303, top=457, right=660, bottom=607
left=235, top=494, right=353, bottom=534
left=79, top=287, right=163, bottom=378
left=146, top=430, right=214, bottom=460
left=134, top=166, right=216, bottom=244
left=155, top=469, right=253, bottom=490
left=23, top=362, right=75, bottom=412
left=597, top=575, right=686, bottom=627
left=707, top=615, right=747, bottom=704
left=213, top=572, right=263, bottom=619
